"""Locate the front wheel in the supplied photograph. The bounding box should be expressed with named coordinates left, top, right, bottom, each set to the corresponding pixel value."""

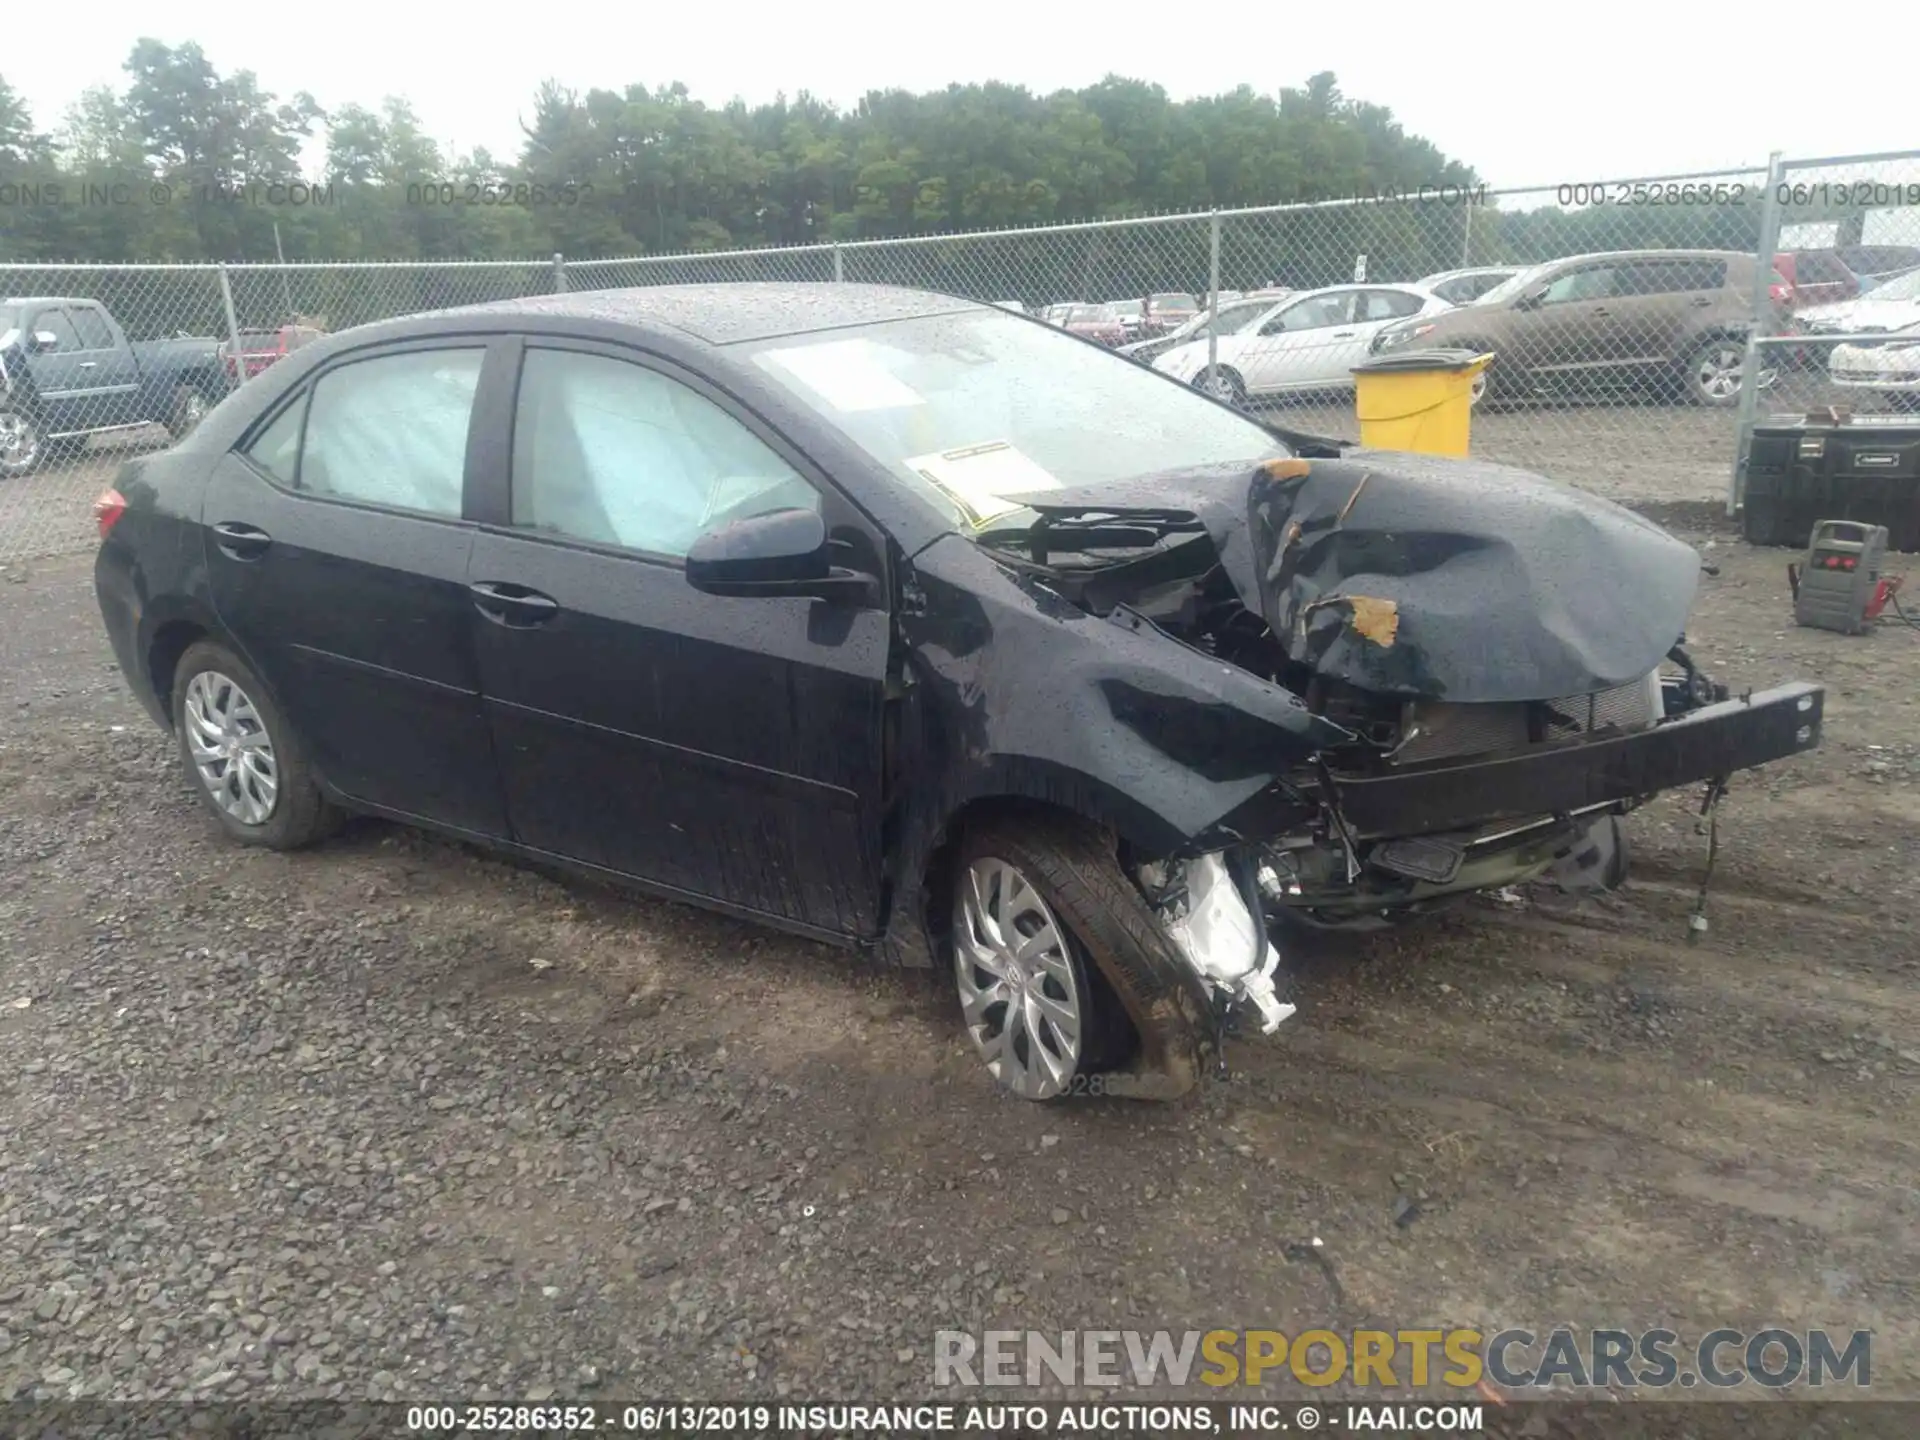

left=168, top=383, right=211, bottom=439
left=0, top=406, right=44, bottom=478
left=951, top=819, right=1161, bottom=1101
left=171, top=640, right=339, bottom=850
left=1194, top=365, right=1247, bottom=408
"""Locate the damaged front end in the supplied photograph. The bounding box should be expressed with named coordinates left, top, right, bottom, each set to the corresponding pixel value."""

left=981, top=448, right=1825, bottom=1031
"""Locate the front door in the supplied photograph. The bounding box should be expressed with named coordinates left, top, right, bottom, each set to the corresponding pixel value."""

left=1240, top=291, right=1360, bottom=393
left=464, top=339, right=890, bottom=938
left=203, top=339, right=511, bottom=837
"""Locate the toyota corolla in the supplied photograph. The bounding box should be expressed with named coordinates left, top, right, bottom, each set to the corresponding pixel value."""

left=94, top=284, right=1824, bottom=1101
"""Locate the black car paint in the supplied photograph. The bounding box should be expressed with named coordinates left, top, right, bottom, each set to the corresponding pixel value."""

left=96, top=283, right=1822, bottom=999
left=1, top=298, right=229, bottom=438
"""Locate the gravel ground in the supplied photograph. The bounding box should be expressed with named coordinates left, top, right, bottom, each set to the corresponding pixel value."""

left=2, top=457, right=1918, bottom=1409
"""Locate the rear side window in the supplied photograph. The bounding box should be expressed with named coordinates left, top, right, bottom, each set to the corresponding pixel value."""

left=296, top=348, right=484, bottom=516
left=70, top=308, right=115, bottom=350
left=510, top=347, right=818, bottom=559
left=245, top=394, right=308, bottom=486
left=1359, top=289, right=1425, bottom=322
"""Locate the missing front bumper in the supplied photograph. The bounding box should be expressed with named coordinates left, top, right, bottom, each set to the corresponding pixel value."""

left=1324, top=682, right=1824, bottom=840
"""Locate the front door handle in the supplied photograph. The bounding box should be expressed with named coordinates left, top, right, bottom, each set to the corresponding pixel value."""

left=1591, top=308, right=1611, bottom=318
left=78, top=360, right=99, bottom=369
left=1333, top=331, right=1357, bottom=338
left=211, top=521, right=272, bottom=559
left=470, top=581, right=560, bottom=627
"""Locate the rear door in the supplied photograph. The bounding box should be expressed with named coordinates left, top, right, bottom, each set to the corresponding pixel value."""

left=1620, top=257, right=1729, bottom=369
left=202, top=338, right=511, bottom=837
left=463, top=337, right=891, bottom=938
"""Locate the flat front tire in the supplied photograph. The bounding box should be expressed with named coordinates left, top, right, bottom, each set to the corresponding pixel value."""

left=171, top=640, right=338, bottom=850
left=952, top=816, right=1211, bottom=1101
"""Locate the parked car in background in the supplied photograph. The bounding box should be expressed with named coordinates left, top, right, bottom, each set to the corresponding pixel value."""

left=1154, top=283, right=1451, bottom=405
left=223, top=324, right=328, bottom=383
left=1146, top=293, right=1200, bottom=334
left=1417, top=266, right=1521, bottom=306
left=1827, top=325, right=1920, bottom=409
left=1118, top=296, right=1275, bottom=365
left=1836, top=245, right=1920, bottom=288
left=1772, top=250, right=1860, bottom=310
left=1797, top=266, right=1920, bottom=341
left=1059, top=304, right=1129, bottom=347
left=91, top=282, right=1825, bottom=1102
left=0, top=297, right=231, bottom=478
left=992, top=301, right=1029, bottom=315
left=1371, top=250, right=1778, bottom=407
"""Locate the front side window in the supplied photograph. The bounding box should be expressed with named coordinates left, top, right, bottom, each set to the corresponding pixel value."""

left=70, top=308, right=116, bottom=350
left=297, top=348, right=483, bottom=516
left=1541, top=266, right=1621, bottom=304
left=34, top=309, right=80, bottom=350
left=511, top=348, right=818, bottom=558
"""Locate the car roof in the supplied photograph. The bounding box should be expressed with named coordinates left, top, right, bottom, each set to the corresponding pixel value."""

left=2, top=296, right=101, bottom=307
left=430, top=282, right=982, bottom=346
left=1420, top=266, right=1518, bottom=281
left=1532, top=249, right=1755, bottom=266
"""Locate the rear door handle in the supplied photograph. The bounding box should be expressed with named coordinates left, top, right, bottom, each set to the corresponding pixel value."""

left=78, top=360, right=99, bottom=369
left=211, top=521, right=272, bottom=559
left=1591, top=308, right=1611, bottom=318
left=1691, top=297, right=1713, bottom=307
left=470, top=581, right=560, bottom=627
left=1333, top=331, right=1357, bottom=338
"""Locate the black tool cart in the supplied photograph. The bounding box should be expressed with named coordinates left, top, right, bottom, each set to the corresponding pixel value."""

left=1742, top=408, right=1920, bottom=552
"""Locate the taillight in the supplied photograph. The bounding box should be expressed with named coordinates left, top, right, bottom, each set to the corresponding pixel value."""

left=94, top=488, right=127, bottom=538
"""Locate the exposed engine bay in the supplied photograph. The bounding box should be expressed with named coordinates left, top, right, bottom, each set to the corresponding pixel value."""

left=968, top=446, right=1824, bottom=1034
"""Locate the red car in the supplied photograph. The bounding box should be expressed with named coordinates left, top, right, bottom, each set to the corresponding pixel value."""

left=222, top=323, right=326, bottom=382
left=1773, top=250, right=1861, bottom=310
left=1058, top=305, right=1128, bottom=347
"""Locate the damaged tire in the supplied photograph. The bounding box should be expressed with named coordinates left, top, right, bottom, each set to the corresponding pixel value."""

left=952, top=815, right=1208, bottom=1102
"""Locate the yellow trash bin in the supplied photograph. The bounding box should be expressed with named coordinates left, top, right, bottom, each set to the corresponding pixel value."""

left=1350, top=348, right=1494, bottom=457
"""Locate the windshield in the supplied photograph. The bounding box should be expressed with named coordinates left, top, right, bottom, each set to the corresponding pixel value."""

left=749, top=311, right=1287, bottom=531
left=1471, top=262, right=1555, bottom=307
left=1107, top=300, right=1143, bottom=318
left=1870, top=268, right=1920, bottom=302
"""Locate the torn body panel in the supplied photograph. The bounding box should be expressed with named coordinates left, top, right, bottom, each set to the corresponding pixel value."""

left=1014, top=449, right=1702, bottom=703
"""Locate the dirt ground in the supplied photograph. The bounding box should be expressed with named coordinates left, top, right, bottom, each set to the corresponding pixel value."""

left=1, top=441, right=1917, bottom=1410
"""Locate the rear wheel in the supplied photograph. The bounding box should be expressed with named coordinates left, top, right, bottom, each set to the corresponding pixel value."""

left=0, top=406, right=43, bottom=478
left=168, top=383, right=211, bottom=439
left=171, top=640, right=339, bottom=850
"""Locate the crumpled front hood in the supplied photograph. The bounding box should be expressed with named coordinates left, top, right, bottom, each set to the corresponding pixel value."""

left=1012, top=449, right=1701, bottom=703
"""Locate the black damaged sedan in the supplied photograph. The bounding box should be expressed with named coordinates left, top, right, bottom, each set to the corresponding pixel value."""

left=94, top=284, right=1825, bottom=1101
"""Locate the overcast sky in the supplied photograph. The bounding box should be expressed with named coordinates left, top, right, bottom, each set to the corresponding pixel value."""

left=10, top=2, right=1909, bottom=194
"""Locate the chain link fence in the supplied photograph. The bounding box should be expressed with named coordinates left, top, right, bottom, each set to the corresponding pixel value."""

left=5, top=148, right=1918, bottom=564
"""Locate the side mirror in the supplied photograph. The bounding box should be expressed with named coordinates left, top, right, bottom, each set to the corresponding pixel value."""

left=29, top=330, right=60, bottom=353
left=1514, top=284, right=1551, bottom=311
left=685, top=507, right=875, bottom=604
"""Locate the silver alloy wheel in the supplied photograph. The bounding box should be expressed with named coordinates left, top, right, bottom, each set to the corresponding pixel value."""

left=1694, top=342, right=1745, bottom=402
left=954, top=857, right=1085, bottom=1100
left=0, top=410, right=40, bottom=472
left=1197, top=367, right=1239, bottom=403
left=183, top=670, right=279, bottom=825
left=179, top=390, right=209, bottom=430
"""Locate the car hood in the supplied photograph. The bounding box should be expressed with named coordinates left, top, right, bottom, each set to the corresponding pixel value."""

left=1799, top=297, right=1920, bottom=331
left=1007, top=450, right=1700, bottom=703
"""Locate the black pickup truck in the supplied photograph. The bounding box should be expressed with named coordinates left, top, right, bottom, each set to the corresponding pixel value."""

left=0, top=297, right=233, bottom=478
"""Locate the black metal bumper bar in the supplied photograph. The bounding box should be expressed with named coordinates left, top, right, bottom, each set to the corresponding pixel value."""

left=1329, top=682, right=1825, bottom=839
